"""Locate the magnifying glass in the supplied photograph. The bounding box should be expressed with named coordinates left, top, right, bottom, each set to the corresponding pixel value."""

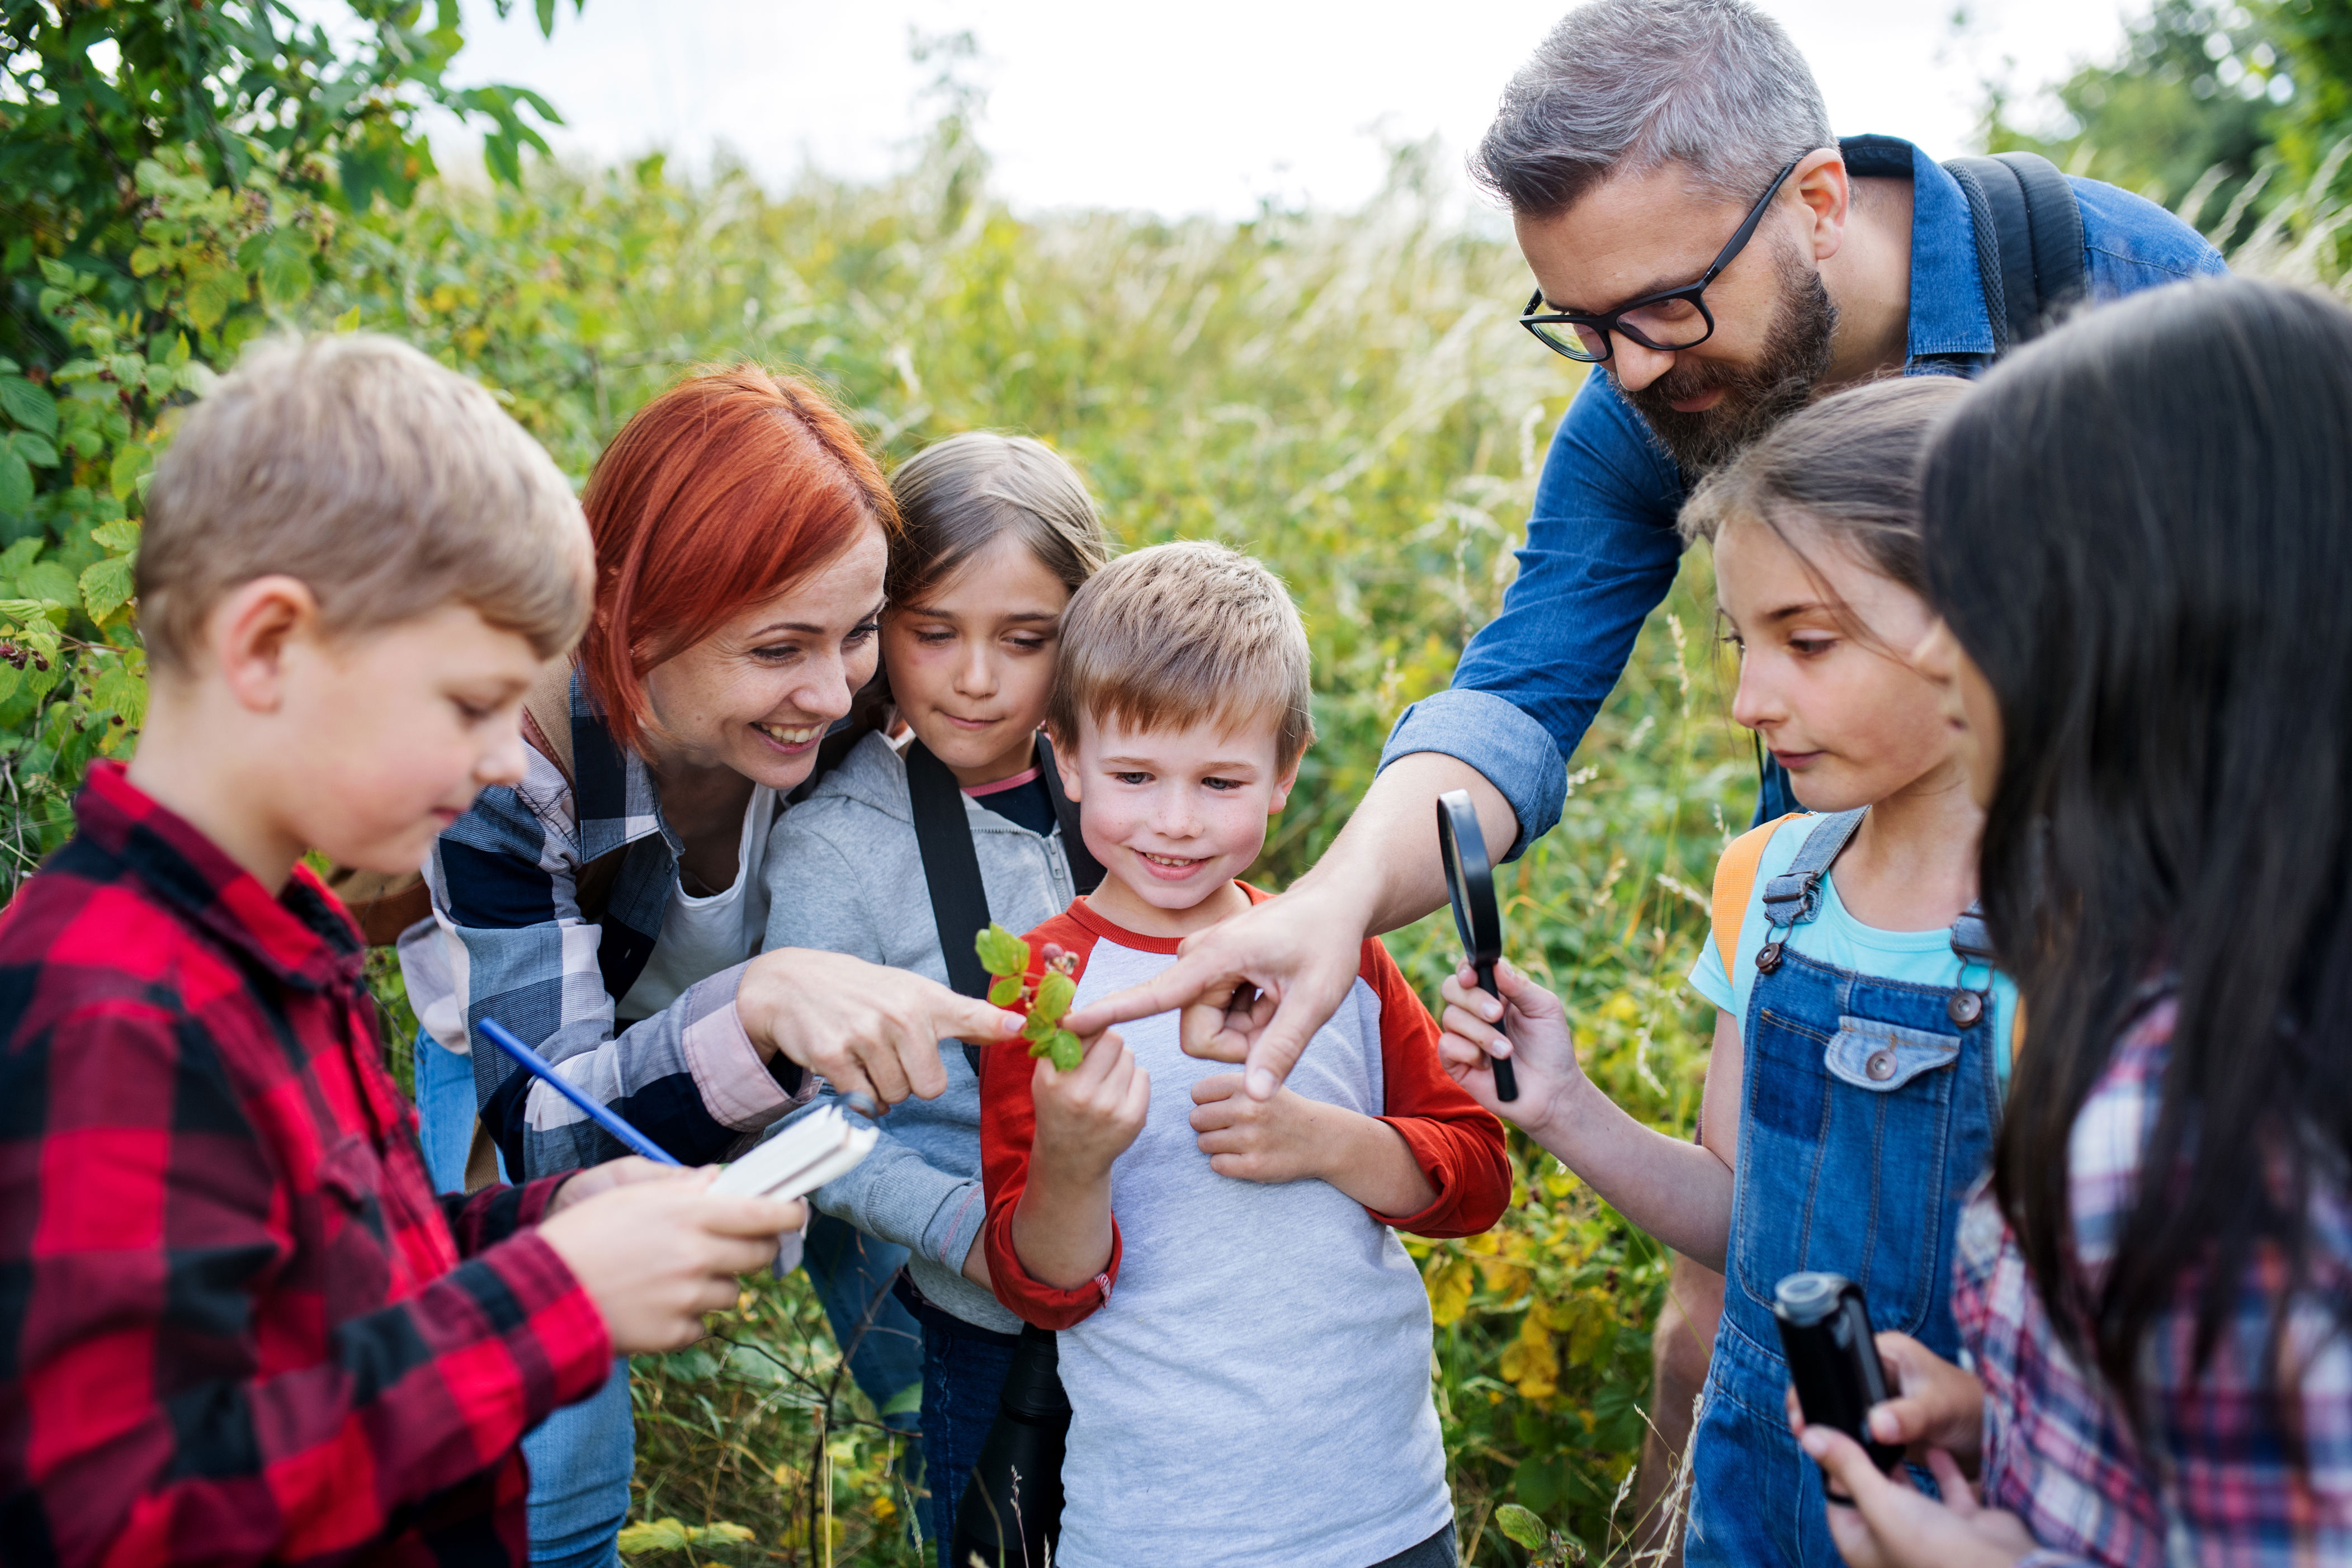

left=1436, top=789, right=1519, bottom=1103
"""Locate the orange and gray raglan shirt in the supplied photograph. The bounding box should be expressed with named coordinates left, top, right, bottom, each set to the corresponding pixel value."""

left=978, top=887, right=1510, bottom=1568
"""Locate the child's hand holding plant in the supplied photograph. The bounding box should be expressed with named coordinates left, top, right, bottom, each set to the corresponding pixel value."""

left=980, top=923, right=1152, bottom=1290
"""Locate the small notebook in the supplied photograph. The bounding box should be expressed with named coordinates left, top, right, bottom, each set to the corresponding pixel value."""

left=709, top=1102, right=879, bottom=1201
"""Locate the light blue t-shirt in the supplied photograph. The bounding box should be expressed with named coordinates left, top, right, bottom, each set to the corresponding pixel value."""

left=1689, top=816, right=2018, bottom=1093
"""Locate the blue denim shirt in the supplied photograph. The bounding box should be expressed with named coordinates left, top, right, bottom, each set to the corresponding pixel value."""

left=1379, top=135, right=2227, bottom=852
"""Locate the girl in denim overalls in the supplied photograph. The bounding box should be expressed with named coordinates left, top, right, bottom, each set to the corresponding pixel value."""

left=1434, top=377, right=2016, bottom=1568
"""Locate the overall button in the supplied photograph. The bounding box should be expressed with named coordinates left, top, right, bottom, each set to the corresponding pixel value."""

left=1948, top=990, right=1985, bottom=1027
left=1865, top=1049, right=1897, bottom=1081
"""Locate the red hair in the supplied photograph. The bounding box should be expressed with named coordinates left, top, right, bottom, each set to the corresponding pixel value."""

left=577, top=366, right=899, bottom=754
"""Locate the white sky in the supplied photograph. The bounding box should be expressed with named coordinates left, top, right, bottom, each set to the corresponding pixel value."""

left=428, top=1, right=2149, bottom=219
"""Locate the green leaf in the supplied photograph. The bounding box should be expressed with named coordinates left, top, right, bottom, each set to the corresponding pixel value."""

left=109, top=443, right=153, bottom=502
left=10, top=432, right=58, bottom=468
left=974, top=922, right=1029, bottom=978
left=880, top=1380, right=923, bottom=1416
left=535, top=0, right=557, bottom=35
left=1047, top=1028, right=1081, bottom=1071
left=257, top=231, right=313, bottom=310
left=1494, top=1503, right=1549, bottom=1551
left=20, top=563, right=79, bottom=610
left=986, top=973, right=1025, bottom=1008
left=36, top=258, right=76, bottom=289
left=91, top=518, right=140, bottom=554
left=0, top=450, right=30, bottom=517
left=81, top=556, right=136, bottom=623
left=0, top=377, right=58, bottom=438
left=1031, top=968, right=1076, bottom=1028
left=1020, top=1008, right=1054, bottom=1044
left=0, top=539, right=44, bottom=579
left=615, top=1517, right=754, bottom=1555
left=91, top=663, right=147, bottom=730
left=184, top=265, right=245, bottom=333
left=128, top=245, right=165, bottom=277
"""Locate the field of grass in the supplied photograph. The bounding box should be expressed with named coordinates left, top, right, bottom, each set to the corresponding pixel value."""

left=328, top=125, right=1753, bottom=1565
left=70, top=109, right=2351, bottom=1567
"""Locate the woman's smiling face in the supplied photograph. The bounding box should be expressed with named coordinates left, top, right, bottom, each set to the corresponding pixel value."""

left=640, top=522, right=889, bottom=791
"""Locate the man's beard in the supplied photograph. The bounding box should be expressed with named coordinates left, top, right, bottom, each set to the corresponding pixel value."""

left=1622, top=245, right=1838, bottom=476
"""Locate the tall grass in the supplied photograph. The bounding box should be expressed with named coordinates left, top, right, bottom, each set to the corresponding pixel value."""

left=345, top=124, right=2346, bottom=1564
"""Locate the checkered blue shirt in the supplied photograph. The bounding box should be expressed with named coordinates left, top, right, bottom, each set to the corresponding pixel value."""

left=1958, top=994, right=2352, bottom=1565
left=410, top=669, right=812, bottom=1179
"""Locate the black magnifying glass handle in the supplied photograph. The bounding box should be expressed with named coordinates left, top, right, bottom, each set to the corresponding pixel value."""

left=1476, top=967, right=1519, bottom=1102
left=1437, top=790, right=1518, bottom=1103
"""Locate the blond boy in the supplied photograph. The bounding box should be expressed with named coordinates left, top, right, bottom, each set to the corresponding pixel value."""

left=0, top=335, right=798, bottom=1566
left=976, top=541, right=1512, bottom=1568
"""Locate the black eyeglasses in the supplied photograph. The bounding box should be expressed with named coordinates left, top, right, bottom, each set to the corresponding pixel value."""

left=1518, top=158, right=1804, bottom=364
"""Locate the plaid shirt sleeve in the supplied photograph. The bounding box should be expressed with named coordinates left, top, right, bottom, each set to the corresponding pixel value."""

left=422, top=743, right=811, bottom=1179
left=1958, top=995, right=2352, bottom=1566
left=0, top=984, right=611, bottom=1565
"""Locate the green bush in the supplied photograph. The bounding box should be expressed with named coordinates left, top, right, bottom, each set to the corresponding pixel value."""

left=10, top=8, right=2346, bottom=1566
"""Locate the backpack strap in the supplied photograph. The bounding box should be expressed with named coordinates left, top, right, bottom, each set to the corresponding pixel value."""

left=905, top=739, right=995, bottom=1072
left=1942, top=151, right=2087, bottom=355
left=521, top=658, right=577, bottom=792
left=1033, top=731, right=1104, bottom=895
left=1709, top=813, right=1803, bottom=978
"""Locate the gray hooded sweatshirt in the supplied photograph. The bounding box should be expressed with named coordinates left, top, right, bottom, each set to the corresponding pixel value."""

left=762, top=730, right=1076, bottom=1332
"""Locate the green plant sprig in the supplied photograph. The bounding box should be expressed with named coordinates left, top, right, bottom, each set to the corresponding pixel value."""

left=975, top=921, right=1082, bottom=1070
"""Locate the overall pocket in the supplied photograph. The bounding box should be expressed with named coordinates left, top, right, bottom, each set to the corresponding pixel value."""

left=1734, top=980, right=1963, bottom=1336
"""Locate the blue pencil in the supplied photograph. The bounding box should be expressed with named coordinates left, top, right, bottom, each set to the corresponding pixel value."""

left=475, top=1018, right=684, bottom=1168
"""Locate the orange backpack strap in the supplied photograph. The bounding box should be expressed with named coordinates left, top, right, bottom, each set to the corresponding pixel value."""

left=1709, top=813, right=1806, bottom=977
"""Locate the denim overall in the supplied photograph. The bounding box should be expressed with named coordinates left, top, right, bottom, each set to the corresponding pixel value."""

left=1685, top=809, right=2003, bottom=1568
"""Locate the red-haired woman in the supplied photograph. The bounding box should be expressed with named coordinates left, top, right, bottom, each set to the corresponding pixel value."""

left=400, top=367, right=1021, bottom=1567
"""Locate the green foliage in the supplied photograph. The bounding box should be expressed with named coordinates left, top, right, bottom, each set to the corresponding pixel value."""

left=0, top=1, right=574, bottom=888
left=626, top=1269, right=922, bottom=1566
left=973, top=922, right=1029, bottom=979
left=12, top=7, right=2341, bottom=1563
left=974, top=922, right=1082, bottom=1069
left=1984, top=1, right=2352, bottom=270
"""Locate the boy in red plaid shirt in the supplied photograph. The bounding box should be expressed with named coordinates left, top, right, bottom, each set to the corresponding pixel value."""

left=0, top=335, right=803, bottom=1566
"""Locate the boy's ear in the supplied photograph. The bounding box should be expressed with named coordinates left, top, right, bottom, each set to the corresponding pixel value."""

left=210, top=574, right=322, bottom=714
left=1267, top=755, right=1303, bottom=815
left=1046, top=724, right=1084, bottom=803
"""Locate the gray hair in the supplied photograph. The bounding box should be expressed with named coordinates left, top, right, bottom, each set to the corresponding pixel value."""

left=1472, top=0, right=1833, bottom=218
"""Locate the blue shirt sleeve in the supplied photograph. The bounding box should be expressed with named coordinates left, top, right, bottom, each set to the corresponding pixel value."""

left=1379, top=369, right=1686, bottom=854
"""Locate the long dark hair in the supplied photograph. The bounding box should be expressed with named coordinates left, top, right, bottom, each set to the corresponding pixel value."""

left=1921, top=278, right=2352, bottom=1413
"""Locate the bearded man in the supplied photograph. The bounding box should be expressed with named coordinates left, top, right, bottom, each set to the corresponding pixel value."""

left=1069, top=0, right=2223, bottom=1090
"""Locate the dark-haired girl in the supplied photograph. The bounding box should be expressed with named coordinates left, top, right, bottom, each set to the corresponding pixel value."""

left=1797, top=278, right=2352, bottom=1565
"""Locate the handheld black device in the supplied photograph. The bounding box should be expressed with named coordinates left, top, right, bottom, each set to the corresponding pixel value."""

left=1773, top=1271, right=1903, bottom=1490
left=1435, top=790, right=1519, bottom=1103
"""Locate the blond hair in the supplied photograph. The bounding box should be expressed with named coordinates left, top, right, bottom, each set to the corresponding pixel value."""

left=139, top=333, right=592, bottom=671
left=1048, top=540, right=1314, bottom=771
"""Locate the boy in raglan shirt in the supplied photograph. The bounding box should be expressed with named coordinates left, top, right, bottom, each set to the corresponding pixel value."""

left=978, top=541, right=1510, bottom=1568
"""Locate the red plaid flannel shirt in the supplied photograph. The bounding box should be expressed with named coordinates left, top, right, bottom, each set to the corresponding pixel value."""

left=0, top=762, right=612, bottom=1566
